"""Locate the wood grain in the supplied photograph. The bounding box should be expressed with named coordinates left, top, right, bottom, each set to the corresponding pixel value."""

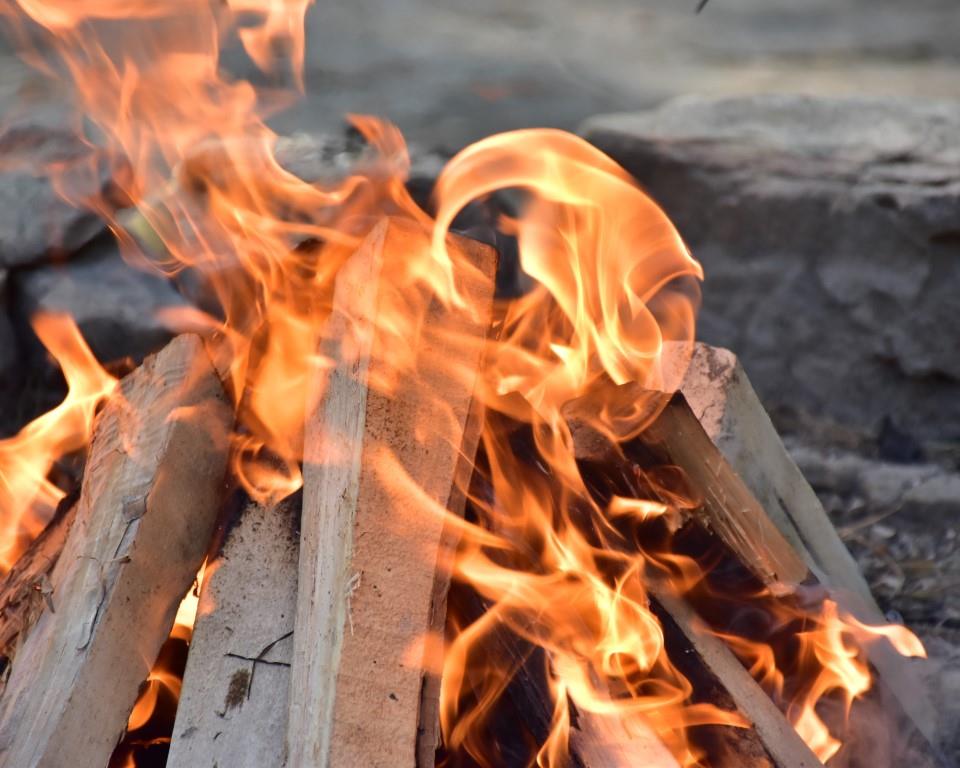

left=0, top=496, right=78, bottom=681
left=639, top=392, right=810, bottom=591
left=0, top=334, right=232, bottom=768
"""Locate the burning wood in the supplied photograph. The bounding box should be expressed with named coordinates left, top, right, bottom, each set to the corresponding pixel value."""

left=650, top=590, right=821, bottom=768
left=678, top=344, right=939, bottom=751
left=0, top=1, right=947, bottom=766
left=565, top=344, right=941, bottom=766
left=0, top=335, right=231, bottom=768
left=286, top=218, right=496, bottom=767
left=635, top=391, right=810, bottom=590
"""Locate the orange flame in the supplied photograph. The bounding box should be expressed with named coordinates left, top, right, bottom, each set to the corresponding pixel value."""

left=0, top=313, right=116, bottom=570
left=0, top=2, right=928, bottom=766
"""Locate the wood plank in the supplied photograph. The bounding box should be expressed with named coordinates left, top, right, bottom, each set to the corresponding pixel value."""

left=571, top=707, right=681, bottom=768
left=167, top=493, right=300, bottom=768
left=415, top=389, right=488, bottom=768
left=635, top=392, right=810, bottom=592
left=678, top=344, right=865, bottom=600
left=286, top=219, right=496, bottom=768
left=0, top=334, right=232, bottom=768
left=677, top=343, right=939, bottom=747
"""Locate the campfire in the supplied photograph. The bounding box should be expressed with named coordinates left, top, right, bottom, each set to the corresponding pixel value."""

left=0, top=2, right=945, bottom=768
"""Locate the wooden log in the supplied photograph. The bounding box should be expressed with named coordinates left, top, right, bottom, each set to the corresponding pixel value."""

left=0, top=494, right=78, bottom=681
left=286, top=219, right=496, bottom=768
left=0, top=334, right=232, bottom=768
left=677, top=343, right=939, bottom=747
left=167, top=493, right=300, bottom=768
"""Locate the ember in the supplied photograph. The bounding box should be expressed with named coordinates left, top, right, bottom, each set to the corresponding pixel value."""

left=0, top=2, right=947, bottom=768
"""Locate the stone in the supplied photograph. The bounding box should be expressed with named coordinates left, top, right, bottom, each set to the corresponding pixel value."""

left=581, top=95, right=960, bottom=441
left=787, top=442, right=952, bottom=511
left=13, top=235, right=188, bottom=365
left=0, top=270, right=16, bottom=392
left=0, top=107, right=127, bottom=270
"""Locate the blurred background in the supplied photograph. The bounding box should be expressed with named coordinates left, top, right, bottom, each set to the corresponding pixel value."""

left=269, top=0, right=960, bottom=149
left=2, top=0, right=958, bottom=152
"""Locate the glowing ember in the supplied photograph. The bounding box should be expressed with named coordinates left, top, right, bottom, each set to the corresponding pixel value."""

left=0, top=1, right=926, bottom=765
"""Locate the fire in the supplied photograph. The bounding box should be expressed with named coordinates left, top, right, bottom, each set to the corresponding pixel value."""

left=0, top=313, right=116, bottom=570
left=0, top=1, right=927, bottom=766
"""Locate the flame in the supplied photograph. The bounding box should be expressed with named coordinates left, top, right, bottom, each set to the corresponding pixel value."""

left=0, top=313, right=116, bottom=570
left=0, top=2, right=928, bottom=767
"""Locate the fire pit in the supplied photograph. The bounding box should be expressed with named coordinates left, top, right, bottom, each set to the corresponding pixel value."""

left=0, top=3, right=954, bottom=768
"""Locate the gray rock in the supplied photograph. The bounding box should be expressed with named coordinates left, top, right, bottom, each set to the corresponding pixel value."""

left=14, top=236, right=188, bottom=365
left=787, top=441, right=956, bottom=511
left=582, top=95, right=960, bottom=441
left=0, top=109, right=126, bottom=270
left=0, top=269, right=16, bottom=389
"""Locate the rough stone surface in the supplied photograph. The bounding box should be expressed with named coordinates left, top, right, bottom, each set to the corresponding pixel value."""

left=0, top=271, right=15, bottom=392
left=582, top=95, right=960, bottom=442
left=0, top=107, right=125, bottom=270
left=13, top=235, right=187, bottom=365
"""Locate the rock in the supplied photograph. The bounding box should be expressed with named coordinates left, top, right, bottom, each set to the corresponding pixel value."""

left=0, top=269, right=17, bottom=390
left=581, top=95, right=960, bottom=441
left=0, top=107, right=127, bottom=270
left=787, top=441, right=955, bottom=511
left=13, top=234, right=188, bottom=365
left=902, top=473, right=960, bottom=514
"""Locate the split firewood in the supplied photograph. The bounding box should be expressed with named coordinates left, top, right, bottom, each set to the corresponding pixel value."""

left=0, top=495, right=78, bottom=681
left=570, top=704, right=683, bottom=768
left=678, top=344, right=872, bottom=607
left=285, top=219, right=496, bottom=768
left=566, top=386, right=808, bottom=590
left=569, top=343, right=942, bottom=764
left=677, top=343, right=939, bottom=749
left=167, top=493, right=300, bottom=768
left=416, top=387, right=489, bottom=768
left=0, top=334, right=232, bottom=768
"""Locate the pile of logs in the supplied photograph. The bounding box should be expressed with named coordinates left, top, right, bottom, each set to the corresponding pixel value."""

left=0, top=222, right=945, bottom=768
